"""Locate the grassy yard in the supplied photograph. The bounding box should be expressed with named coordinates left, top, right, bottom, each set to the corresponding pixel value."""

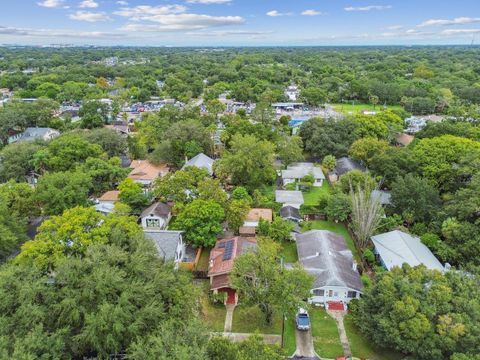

left=283, top=316, right=297, bottom=356
left=231, top=305, right=283, bottom=334
left=344, top=315, right=404, bottom=360
left=279, top=241, right=298, bottom=263
left=332, top=102, right=403, bottom=114
left=310, top=307, right=344, bottom=358
left=195, top=247, right=211, bottom=272
left=302, top=180, right=331, bottom=206
left=198, top=280, right=226, bottom=332
left=302, top=220, right=359, bottom=261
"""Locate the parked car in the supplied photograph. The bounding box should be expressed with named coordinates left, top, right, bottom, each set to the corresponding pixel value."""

left=296, top=308, right=310, bottom=331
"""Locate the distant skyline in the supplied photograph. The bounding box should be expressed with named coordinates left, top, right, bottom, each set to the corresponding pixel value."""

left=0, top=0, right=479, bottom=46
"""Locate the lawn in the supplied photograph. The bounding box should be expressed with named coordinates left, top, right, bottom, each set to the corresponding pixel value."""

left=310, top=307, right=344, bottom=358
left=302, top=220, right=360, bottom=261
left=197, top=280, right=226, bottom=332
left=283, top=316, right=297, bottom=356
left=332, top=102, right=403, bottom=114
left=195, top=247, right=211, bottom=272
left=231, top=305, right=283, bottom=334
left=344, top=315, right=404, bottom=360
left=279, top=240, right=298, bottom=263
left=302, top=180, right=331, bottom=206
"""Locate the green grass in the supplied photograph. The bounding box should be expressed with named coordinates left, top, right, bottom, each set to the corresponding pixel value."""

left=283, top=316, right=297, bottom=356
left=302, top=220, right=359, bottom=261
left=310, top=307, right=344, bottom=358
left=344, top=315, right=404, bottom=360
left=231, top=305, right=283, bottom=334
left=332, top=102, right=403, bottom=114
left=279, top=241, right=298, bottom=263
left=302, top=180, right=331, bottom=206
left=198, top=280, right=226, bottom=332
left=259, top=184, right=275, bottom=201
left=195, top=247, right=211, bottom=272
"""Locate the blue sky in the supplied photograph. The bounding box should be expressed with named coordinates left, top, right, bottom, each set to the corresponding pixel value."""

left=0, top=0, right=479, bottom=45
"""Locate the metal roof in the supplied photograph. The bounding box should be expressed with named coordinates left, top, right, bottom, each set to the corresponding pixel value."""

left=182, top=153, right=215, bottom=175
left=371, top=230, right=444, bottom=271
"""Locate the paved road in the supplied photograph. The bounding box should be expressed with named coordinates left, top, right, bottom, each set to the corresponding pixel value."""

left=294, top=328, right=316, bottom=358
left=224, top=304, right=235, bottom=332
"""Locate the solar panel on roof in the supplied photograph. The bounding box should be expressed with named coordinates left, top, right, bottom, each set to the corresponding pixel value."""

left=222, top=240, right=234, bottom=261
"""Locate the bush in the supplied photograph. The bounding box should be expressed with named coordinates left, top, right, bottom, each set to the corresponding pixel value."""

left=362, top=248, right=375, bottom=264
left=361, top=274, right=372, bottom=288
left=411, top=222, right=428, bottom=236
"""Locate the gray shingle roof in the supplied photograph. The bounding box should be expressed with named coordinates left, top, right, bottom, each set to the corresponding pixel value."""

left=280, top=206, right=301, bottom=220
left=371, top=230, right=444, bottom=271
left=140, top=202, right=171, bottom=219
left=144, top=230, right=182, bottom=260
left=334, top=157, right=366, bottom=176
left=282, top=162, right=325, bottom=180
left=296, top=230, right=363, bottom=291
left=182, top=153, right=215, bottom=175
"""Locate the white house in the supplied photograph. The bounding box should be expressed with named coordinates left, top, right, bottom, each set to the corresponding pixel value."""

left=143, top=230, right=185, bottom=266
left=8, top=127, right=60, bottom=144
left=296, top=230, right=363, bottom=309
left=282, top=162, right=325, bottom=187
left=371, top=230, right=445, bottom=272
left=275, top=190, right=304, bottom=209
left=285, top=84, right=300, bottom=101
left=140, top=202, right=172, bottom=230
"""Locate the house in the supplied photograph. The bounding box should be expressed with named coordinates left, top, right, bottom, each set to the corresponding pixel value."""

left=328, top=157, right=367, bottom=183
left=208, top=237, right=257, bottom=305
left=371, top=190, right=392, bottom=206
left=371, top=230, right=445, bottom=272
left=288, top=119, right=307, bottom=135
left=280, top=205, right=302, bottom=223
left=128, top=160, right=169, bottom=187
left=239, top=208, right=273, bottom=236
left=104, top=121, right=130, bottom=136
left=182, top=153, right=215, bottom=176
left=285, top=84, right=300, bottom=101
left=94, top=190, right=120, bottom=215
left=282, top=162, right=325, bottom=187
left=275, top=190, right=304, bottom=209
left=296, top=230, right=363, bottom=309
left=143, top=230, right=186, bottom=266
left=140, top=202, right=172, bottom=230
left=8, top=127, right=60, bottom=144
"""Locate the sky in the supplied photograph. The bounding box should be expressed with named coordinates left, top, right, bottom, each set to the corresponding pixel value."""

left=0, top=0, right=479, bottom=46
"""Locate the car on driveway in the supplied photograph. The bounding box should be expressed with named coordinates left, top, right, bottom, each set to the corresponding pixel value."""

left=296, top=308, right=310, bottom=331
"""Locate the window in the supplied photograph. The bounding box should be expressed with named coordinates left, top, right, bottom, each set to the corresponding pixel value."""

left=146, top=218, right=160, bottom=228
left=313, top=289, right=324, bottom=296
left=328, top=290, right=333, bottom=297
left=347, top=291, right=357, bottom=298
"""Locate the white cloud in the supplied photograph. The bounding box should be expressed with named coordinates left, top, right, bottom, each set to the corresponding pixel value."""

left=116, top=1, right=128, bottom=5
left=114, top=5, right=244, bottom=31
left=37, top=0, right=65, bottom=8
left=69, top=11, right=111, bottom=22
left=344, top=5, right=392, bottom=12
left=301, top=10, right=322, bottom=16
left=418, top=17, right=480, bottom=27
left=266, top=10, right=292, bottom=17
left=186, top=30, right=272, bottom=36
left=387, top=25, right=403, bottom=30
left=79, top=0, right=99, bottom=8
left=441, top=28, right=480, bottom=35
left=0, top=25, right=124, bottom=38
left=186, top=0, right=232, bottom=4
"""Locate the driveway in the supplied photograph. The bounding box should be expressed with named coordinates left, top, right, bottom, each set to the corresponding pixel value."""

left=294, top=328, right=316, bottom=358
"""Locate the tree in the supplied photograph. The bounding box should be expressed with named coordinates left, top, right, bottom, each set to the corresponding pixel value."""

left=338, top=170, right=375, bottom=194
left=369, top=94, right=379, bottom=109
left=80, top=128, right=128, bottom=157
left=118, top=178, right=150, bottom=215
left=325, top=190, right=352, bottom=222
left=301, top=87, right=327, bottom=106
left=231, top=238, right=313, bottom=325
left=257, top=218, right=294, bottom=243
left=322, top=155, right=336, bottom=171
left=350, top=182, right=383, bottom=251
left=215, top=134, right=276, bottom=190
left=0, top=180, right=38, bottom=220
left=231, top=186, right=253, bottom=204
left=80, top=157, right=128, bottom=195
left=390, top=174, right=441, bottom=224
left=0, top=141, right=44, bottom=182
left=172, top=199, right=225, bottom=248
left=226, top=200, right=250, bottom=234
left=153, top=166, right=208, bottom=204
left=277, top=135, right=304, bottom=166
left=35, top=171, right=92, bottom=215
left=0, top=200, right=27, bottom=261
left=352, top=266, right=479, bottom=360
left=349, top=137, right=389, bottom=167
left=79, top=100, right=110, bottom=129
left=197, top=178, right=228, bottom=207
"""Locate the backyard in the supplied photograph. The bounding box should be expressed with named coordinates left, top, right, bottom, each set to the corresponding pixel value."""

left=279, top=240, right=298, bottom=263
left=302, top=179, right=331, bottom=206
